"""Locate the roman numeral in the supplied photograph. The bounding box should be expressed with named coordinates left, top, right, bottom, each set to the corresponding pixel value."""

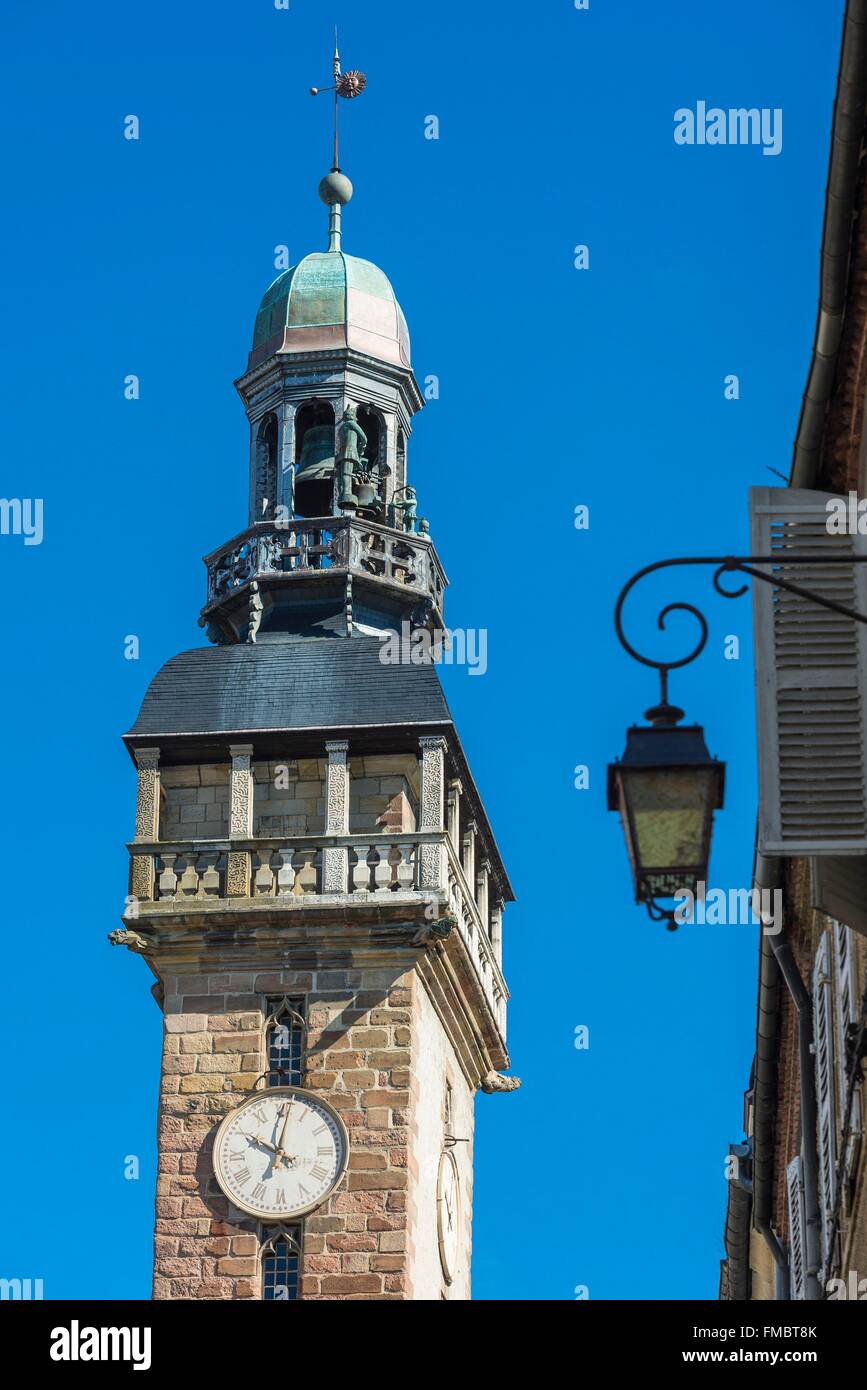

left=312, top=1124, right=327, bottom=1136
left=274, top=1189, right=287, bottom=1208
left=309, top=1164, right=330, bottom=1182
left=297, top=1184, right=310, bottom=1200
left=317, top=1145, right=331, bottom=1157
left=233, top=1167, right=251, bottom=1186
left=249, top=1106, right=268, bottom=1126
left=251, top=1183, right=267, bottom=1201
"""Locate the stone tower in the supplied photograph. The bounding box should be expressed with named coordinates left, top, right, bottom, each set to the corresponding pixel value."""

left=114, top=162, right=516, bottom=1302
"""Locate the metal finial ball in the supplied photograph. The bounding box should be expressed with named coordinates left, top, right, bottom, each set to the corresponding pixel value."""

left=310, top=86, right=319, bottom=95
left=319, top=170, right=353, bottom=206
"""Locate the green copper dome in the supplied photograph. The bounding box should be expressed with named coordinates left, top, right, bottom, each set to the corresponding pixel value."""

left=251, top=250, right=411, bottom=369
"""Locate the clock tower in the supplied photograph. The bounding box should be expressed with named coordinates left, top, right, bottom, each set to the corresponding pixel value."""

left=112, top=120, right=517, bottom=1301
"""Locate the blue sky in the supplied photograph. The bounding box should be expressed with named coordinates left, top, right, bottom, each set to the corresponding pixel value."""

left=0, top=0, right=843, bottom=1299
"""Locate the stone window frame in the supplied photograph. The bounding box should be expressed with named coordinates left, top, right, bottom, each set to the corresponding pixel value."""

left=263, top=996, right=307, bottom=1088
left=260, top=1224, right=303, bottom=1301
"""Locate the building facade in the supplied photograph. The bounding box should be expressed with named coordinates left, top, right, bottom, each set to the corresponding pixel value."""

left=111, top=163, right=516, bottom=1301
left=720, top=0, right=867, bottom=1302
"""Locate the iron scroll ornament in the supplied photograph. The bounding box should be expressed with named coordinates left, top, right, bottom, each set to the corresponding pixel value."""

left=615, top=552, right=867, bottom=719
left=612, top=551, right=867, bottom=929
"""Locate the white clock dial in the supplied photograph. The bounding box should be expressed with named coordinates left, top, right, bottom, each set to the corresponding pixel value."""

left=213, top=1087, right=348, bottom=1221
left=437, top=1149, right=461, bottom=1284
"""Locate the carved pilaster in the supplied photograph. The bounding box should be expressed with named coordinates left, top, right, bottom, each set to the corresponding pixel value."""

left=419, top=737, right=446, bottom=830
left=446, top=778, right=462, bottom=854
left=461, top=820, right=477, bottom=891
left=323, top=740, right=350, bottom=894
left=227, top=743, right=254, bottom=898
left=491, top=898, right=504, bottom=966
left=131, top=747, right=160, bottom=902
left=419, top=736, right=447, bottom=891
left=280, top=400, right=296, bottom=515
left=383, top=413, right=396, bottom=508
left=476, top=858, right=490, bottom=928
left=131, top=856, right=154, bottom=903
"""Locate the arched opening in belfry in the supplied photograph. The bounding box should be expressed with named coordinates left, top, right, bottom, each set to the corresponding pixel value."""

left=293, top=401, right=336, bottom=518
left=255, top=412, right=279, bottom=520
left=357, top=406, right=386, bottom=519
left=396, top=428, right=406, bottom=497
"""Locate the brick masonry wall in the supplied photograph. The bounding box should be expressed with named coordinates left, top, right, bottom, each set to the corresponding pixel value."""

left=773, top=861, right=815, bottom=1239
left=776, top=130, right=867, bottom=1256
left=157, top=756, right=420, bottom=842
left=348, top=754, right=419, bottom=834
left=406, top=978, right=474, bottom=1298
left=814, top=150, right=867, bottom=498
left=302, top=967, right=414, bottom=1300
left=160, top=765, right=230, bottom=840
left=153, top=961, right=422, bottom=1301
left=772, top=140, right=867, bottom=1272
left=253, top=758, right=325, bottom=836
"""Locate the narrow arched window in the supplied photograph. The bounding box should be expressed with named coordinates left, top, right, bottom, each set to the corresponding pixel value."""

left=261, top=1225, right=302, bottom=1301
left=293, top=401, right=336, bottom=518
left=255, top=413, right=279, bottom=519
left=265, top=996, right=306, bottom=1087
left=357, top=406, right=387, bottom=519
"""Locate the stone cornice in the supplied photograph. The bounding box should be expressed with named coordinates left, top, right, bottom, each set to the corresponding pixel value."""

left=235, top=347, right=424, bottom=417
left=124, top=906, right=509, bottom=1077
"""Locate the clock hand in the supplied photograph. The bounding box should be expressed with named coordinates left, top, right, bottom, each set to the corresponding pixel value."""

left=444, top=1190, right=455, bottom=1228
left=278, top=1104, right=292, bottom=1148
left=248, top=1133, right=278, bottom=1153
left=247, top=1131, right=296, bottom=1181
left=274, top=1104, right=294, bottom=1169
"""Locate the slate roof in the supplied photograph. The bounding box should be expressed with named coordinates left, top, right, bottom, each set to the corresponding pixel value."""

left=123, top=633, right=513, bottom=901
left=125, top=635, right=452, bottom=740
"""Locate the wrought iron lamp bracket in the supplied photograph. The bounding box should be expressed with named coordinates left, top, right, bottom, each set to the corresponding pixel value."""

left=615, top=553, right=867, bottom=723
left=613, top=552, right=867, bottom=929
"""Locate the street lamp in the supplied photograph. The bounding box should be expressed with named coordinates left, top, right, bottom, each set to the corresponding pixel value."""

left=608, top=706, right=724, bottom=930
left=608, top=549, right=867, bottom=929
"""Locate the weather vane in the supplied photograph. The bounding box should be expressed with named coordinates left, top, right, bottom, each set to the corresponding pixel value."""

left=310, top=31, right=366, bottom=172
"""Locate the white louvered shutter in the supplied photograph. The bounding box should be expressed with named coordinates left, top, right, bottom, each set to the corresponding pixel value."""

left=786, top=1155, right=807, bottom=1300
left=813, top=932, right=837, bottom=1266
left=749, top=488, right=867, bottom=856
left=834, top=919, right=862, bottom=1178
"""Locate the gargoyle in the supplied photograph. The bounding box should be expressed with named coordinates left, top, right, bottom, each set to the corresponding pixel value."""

left=411, top=915, right=457, bottom=947
left=108, top=928, right=151, bottom=954
left=480, top=1071, right=522, bottom=1094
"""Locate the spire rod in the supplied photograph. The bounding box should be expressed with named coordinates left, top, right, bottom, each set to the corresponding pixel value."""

left=310, top=37, right=366, bottom=249
left=333, top=32, right=340, bottom=170
left=328, top=203, right=342, bottom=253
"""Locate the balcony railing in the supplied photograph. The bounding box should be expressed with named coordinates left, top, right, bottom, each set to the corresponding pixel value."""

left=202, top=518, right=446, bottom=615
left=147, top=834, right=420, bottom=899
left=445, top=842, right=508, bottom=1039
left=128, top=830, right=507, bottom=1039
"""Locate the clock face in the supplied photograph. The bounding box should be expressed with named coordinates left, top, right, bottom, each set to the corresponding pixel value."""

left=436, top=1149, right=461, bottom=1284
left=213, top=1087, right=348, bottom=1221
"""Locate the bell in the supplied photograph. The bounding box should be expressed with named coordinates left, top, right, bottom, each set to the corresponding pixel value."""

left=295, top=424, right=336, bottom=483
left=355, top=474, right=377, bottom=509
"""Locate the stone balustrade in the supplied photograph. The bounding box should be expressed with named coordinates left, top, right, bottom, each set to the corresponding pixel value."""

left=445, top=842, right=508, bottom=1039
left=202, top=517, right=446, bottom=616
left=128, top=828, right=508, bottom=1040
left=130, top=833, right=442, bottom=902
left=129, top=735, right=508, bottom=1042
